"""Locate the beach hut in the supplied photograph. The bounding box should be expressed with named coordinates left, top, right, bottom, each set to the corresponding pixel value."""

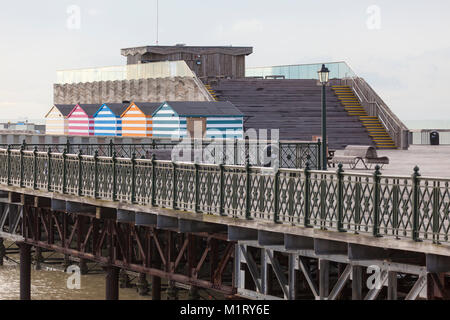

left=93, top=103, right=128, bottom=137
left=67, top=104, right=100, bottom=136
left=44, top=105, right=75, bottom=135
left=152, top=101, right=244, bottom=139
left=121, top=102, right=161, bottom=137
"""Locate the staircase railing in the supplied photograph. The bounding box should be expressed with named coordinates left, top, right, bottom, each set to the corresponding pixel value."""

left=342, top=77, right=410, bottom=150
left=192, top=75, right=216, bottom=102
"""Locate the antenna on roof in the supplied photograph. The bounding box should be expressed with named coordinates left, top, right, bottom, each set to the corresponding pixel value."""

left=156, top=0, right=159, bottom=45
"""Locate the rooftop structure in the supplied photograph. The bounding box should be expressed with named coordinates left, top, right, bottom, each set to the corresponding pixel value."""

left=121, top=45, right=253, bottom=79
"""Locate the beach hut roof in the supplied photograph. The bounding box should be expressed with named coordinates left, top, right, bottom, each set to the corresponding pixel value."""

left=121, top=102, right=162, bottom=117
left=45, top=104, right=76, bottom=118
left=95, top=103, right=129, bottom=117
left=68, top=104, right=102, bottom=117
left=161, top=101, right=243, bottom=117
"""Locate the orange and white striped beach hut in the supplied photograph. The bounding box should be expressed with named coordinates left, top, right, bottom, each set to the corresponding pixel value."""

left=120, top=102, right=161, bottom=137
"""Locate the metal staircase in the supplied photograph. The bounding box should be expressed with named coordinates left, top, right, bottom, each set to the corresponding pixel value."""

left=332, top=85, right=397, bottom=149
left=204, top=84, right=219, bottom=101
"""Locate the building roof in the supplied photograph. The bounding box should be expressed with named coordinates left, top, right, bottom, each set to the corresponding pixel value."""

left=96, top=103, right=129, bottom=117
left=163, top=101, right=243, bottom=117
left=122, top=102, right=162, bottom=117
left=121, top=46, right=253, bottom=57
left=53, top=105, right=76, bottom=117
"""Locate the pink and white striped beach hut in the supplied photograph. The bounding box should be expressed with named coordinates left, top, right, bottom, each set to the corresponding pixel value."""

left=67, top=104, right=100, bottom=136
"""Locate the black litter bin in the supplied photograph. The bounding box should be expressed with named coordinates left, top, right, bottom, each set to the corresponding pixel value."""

left=430, top=131, right=440, bottom=145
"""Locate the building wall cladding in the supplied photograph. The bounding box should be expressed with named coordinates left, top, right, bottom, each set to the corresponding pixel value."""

left=54, top=77, right=210, bottom=105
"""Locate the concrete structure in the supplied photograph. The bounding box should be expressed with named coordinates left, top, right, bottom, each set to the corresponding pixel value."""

left=94, top=103, right=128, bottom=137
left=54, top=77, right=212, bottom=105
left=121, top=102, right=161, bottom=137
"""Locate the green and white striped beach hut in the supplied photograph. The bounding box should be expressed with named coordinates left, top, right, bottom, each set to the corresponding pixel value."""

left=152, top=101, right=244, bottom=139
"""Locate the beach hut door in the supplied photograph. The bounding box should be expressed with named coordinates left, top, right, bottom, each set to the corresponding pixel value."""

left=187, top=118, right=207, bottom=138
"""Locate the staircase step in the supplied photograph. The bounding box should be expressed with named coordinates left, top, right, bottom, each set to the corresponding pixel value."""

left=373, top=137, right=394, bottom=141
left=369, top=132, right=389, bottom=135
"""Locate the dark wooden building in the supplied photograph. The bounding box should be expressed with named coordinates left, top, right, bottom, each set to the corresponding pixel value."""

left=121, top=45, right=253, bottom=79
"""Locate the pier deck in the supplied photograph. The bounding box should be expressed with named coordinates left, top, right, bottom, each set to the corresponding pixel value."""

left=349, top=145, right=450, bottom=177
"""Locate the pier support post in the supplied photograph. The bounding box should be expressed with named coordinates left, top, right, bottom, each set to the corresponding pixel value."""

left=19, top=242, right=32, bottom=300
left=188, top=286, right=201, bottom=300
left=388, top=272, right=398, bottom=300
left=352, top=266, right=363, bottom=300
left=119, top=269, right=131, bottom=288
left=137, top=273, right=149, bottom=296
left=319, top=259, right=330, bottom=300
left=152, top=276, right=162, bottom=300
left=105, top=266, right=120, bottom=301
left=167, top=281, right=179, bottom=300
left=0, top=238, right=5, bottom=266
left=34, top=247, right=44, bottom=271
left=79, top=259, right=89, bottom=275
left=63, top=255, right=71, bottom=271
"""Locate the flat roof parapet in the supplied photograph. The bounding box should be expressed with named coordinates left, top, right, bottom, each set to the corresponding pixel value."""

left=121, top=45, right=254, bottom=57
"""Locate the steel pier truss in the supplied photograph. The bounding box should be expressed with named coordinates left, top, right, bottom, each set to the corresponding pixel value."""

left=0, top=193, right=448, bottom=300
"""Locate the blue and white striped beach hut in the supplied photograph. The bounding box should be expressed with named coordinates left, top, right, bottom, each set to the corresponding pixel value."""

left=93, top=103, right=129, bottom=137
left=152, top=101, right=244, bottom=139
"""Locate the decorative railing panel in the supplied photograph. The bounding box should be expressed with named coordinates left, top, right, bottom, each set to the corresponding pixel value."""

left=0, top=148, right=448, bottom=246
left=1, top=140, right=321, bottom=170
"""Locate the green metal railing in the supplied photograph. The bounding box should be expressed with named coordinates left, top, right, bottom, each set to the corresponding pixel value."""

left=0, top=147, right=448, bottom=245
left=0, top=140, right=322, bottom=170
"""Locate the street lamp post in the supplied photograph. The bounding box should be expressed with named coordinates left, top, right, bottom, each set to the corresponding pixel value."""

left=318, top=64, right=330, bottom=171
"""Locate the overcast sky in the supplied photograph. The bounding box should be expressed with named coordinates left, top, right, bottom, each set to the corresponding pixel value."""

left=0, top=0, right=449, bottom=123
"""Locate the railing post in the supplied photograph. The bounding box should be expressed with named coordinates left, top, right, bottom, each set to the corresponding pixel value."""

left=151, top=154, right=156, bottom=206
left=109, top=140, right=114, bottom=157
left=112, top=151, right=117, bottom=201
left=336, top=164, right=346, bottom=232
left=33, top=146, right=38, bottom=190
left=234, top=140, right=238, bottom=165
left=277, top=142, right=282, bottom=169
left=432, top=184, right=440, bottom=244
left=273, top=167, right=280, bottom=224
left=20, top=145, right=24, bottom=188
left=62, top=149, right=67, bottom=194
left=47, top=148, right=52, bottom=192
left=131, top=153, right=136, bottom=204
left=245, top=159, right=253, bottom=220
left=412, top=166, right=421, bottom=242
left=77, top=150, right=83, bottom=196
left=194, top=163, right=200, bottom=213
left=7, top=145, right=11, bottom=186
left=66, top=140, right=71, bottom=155
left=172, top=161, right=177, bottom=210
left=317, top=140, right=322, bottom=170
left=304, top=162, right=312, bottom=228
left=94, top=151, right=99, bottom=199
left=373, top=165, right=382, bottom=237
left=219, top=163, right=226, bottom=216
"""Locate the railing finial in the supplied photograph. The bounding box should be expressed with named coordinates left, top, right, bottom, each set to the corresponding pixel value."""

left=413, top=166, right=421, bottom=177
left=374, top=165, right=381, bottom=176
